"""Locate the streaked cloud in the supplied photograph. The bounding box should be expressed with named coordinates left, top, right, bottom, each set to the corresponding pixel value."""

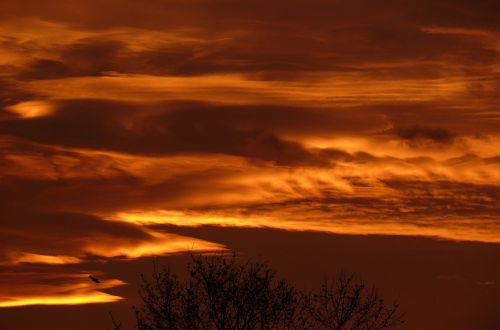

left=8, top=253, right=81, bottom=265
left=0, top=272, right=124, bottom=307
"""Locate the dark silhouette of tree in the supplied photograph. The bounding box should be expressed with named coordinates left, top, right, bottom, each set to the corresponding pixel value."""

left=132, top=255, right=403, bottom=330
left=304, top=272, right=403, bottom=330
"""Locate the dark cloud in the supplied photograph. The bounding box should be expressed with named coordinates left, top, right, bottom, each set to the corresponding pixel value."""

left=2, top=0, right=497, bottom=82
left=371, top=102, right=500, bottom=137
left=0, top=79, right=36, bottom=109
left=395, top=125, right=456, bottom=147
left=17, top=39, right=125, bottom=79
left=485, top=156, right=500, bottom=164
left=412, top=0, right=500, bottom=29
left=11, top=26, right=498, bottom=81
left=0, top=163, right=247, bottom=213
left=0, top=211, right=153, bottom=263
left=17, top=60, right=70, bottom=80
left=0, top=175, right=147, bottom=214
left=0, top=110, right=14, bottom=121
left=61, top=38, right=124, bottom=75
left=2, top=0, right=500, bottom=31
left=0, top=98, right=497, bottom=166
left=2, top=212, right=148, bottom=240
left=2, top=98, right=497, bottom=161
left=0, top=100, right=387, bottom=165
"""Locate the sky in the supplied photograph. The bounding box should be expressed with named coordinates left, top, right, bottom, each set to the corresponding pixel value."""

left=0, top=0, right=499, bottom=329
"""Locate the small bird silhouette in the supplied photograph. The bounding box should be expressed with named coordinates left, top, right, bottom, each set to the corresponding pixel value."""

left=89, top=275, right=101, bottom=284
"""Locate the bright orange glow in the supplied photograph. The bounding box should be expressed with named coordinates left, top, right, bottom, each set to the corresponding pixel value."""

left=5, top=101, right=55, bottom=118
left=9, top=253, right=81, bottom=265
left=84, top=230, right=224, bottom=258
left=0, top=292, right=122, bottom=308
left=115, top=210, right=500, bottom=244
left=0, top=275, right=125, bottom=308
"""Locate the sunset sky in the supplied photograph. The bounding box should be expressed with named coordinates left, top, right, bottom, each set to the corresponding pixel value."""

left=0, top=1, right=499, bottom=329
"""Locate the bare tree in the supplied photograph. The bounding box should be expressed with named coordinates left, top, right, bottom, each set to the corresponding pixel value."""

left=304, top=272, right=404, bottom=330
left=133, top=255, right=403, bottom=330
left=134, top=254, right=305, bottom=330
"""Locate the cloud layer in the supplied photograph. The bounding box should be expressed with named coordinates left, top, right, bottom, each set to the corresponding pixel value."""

left=0, top=0, right=499, bottom=313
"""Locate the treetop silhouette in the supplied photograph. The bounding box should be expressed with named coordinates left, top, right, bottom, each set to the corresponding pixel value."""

left=132, top=254, right=403, bottom=330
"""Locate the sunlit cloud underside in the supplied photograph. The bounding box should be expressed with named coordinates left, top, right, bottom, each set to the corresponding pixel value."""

left=0, top=274, right=124, bottom=308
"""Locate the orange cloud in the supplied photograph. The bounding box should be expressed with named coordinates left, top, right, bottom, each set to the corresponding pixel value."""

left=0, top=272, right=124, bottom=308
left=114, top=209, right=500, bottom=244
left=7, top=253, right=81, bottom=265
left=83, top=230, right=224, bottom=259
